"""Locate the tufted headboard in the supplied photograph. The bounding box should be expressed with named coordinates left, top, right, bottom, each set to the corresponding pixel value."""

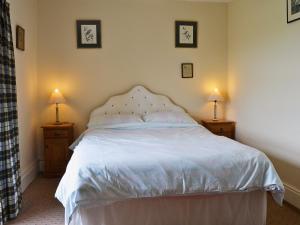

left=90, top=85, right=185, bottom=118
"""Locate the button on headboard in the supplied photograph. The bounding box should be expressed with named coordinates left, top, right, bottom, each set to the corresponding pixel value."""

left=90, top=85, right=185, bottom=118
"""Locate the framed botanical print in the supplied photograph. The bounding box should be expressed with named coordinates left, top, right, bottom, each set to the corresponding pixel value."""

left=16, top=25, right=25, bottom=51
left=181, top=63, right=193, bottom=78
left=77, top=20, right=101, bottom=48
left=175, top=21, right=197, bottom=48
left=287, top=0, right=300, bottom=23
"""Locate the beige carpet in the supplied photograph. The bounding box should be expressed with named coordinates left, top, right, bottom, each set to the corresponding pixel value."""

left=7, top=178, right=64, bottom=225
left=6, top=177, right=300, bottom=225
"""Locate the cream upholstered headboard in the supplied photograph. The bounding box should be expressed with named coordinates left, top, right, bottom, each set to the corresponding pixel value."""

left=90, top=85, right=185, bottom=118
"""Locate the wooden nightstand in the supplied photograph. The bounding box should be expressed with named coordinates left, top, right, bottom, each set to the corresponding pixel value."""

left=42, top=123, right=74, bottom=177
left=201, top=120, right=235, bottom=139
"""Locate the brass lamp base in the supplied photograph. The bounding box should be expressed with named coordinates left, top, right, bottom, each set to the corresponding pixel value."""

left=213, top=100, right=219, bottom=121
left=54, top=103, right=62, bottom=125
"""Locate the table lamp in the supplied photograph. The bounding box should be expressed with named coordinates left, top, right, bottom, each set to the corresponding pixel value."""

left=208, top=88, right=224, bottom=121
left=49, top=88, right=66, bottom=124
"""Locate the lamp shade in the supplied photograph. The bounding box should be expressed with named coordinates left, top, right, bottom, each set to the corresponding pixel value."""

left=208, top=88, right=224, bottom=102
left=49, top=88, right=66, bottom=104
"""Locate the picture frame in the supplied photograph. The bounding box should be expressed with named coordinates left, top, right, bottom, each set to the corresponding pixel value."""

left=16, top=25, right=25, bottom=51
left=77, top=20, right=101, bottom=48
left=287, top=0, right=300, bottom=23
left=181, top=63, right=193, bottom=78
left=175, top=21, right=197, bottom=48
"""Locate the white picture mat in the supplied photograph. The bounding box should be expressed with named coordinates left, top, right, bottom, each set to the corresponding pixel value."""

left=179, top=25, right=193, bottom=44
left=81, top=25, right=97, bottom=44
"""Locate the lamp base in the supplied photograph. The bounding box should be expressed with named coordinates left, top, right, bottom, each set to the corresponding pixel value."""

left=212, top=118, right=219, bottom=121
left=54, top=103, right=63, bottom=125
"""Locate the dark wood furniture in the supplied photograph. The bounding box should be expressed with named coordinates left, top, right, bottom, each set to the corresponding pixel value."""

left=201, top=120, right=235, bottom=140
left=42, top=123, right=74, bottom=177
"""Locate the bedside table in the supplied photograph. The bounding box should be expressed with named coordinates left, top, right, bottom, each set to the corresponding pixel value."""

left=201, top=120, right=235, bottom=139
left=42, top=123, right=74, bottom=177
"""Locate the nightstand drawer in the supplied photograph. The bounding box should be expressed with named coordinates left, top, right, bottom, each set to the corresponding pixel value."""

left=44, top=129, right=69, bottom=138
left=207, top=124, right=233, bottom=134
left=215, top=130, right=233, bottom=137
left=201, top=120, right=235, bottom=140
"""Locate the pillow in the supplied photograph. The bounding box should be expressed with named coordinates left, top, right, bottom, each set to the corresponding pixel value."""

left=87, top=114, right=143, bottom=129
left=142, top=111, right=198, bottom=126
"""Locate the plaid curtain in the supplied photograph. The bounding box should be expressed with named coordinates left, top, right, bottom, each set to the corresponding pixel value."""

left=0, top=0, right=22, bottom=224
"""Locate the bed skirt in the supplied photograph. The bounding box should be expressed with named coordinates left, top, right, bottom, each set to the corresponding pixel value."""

left=69, top=190, right=267, bottom=225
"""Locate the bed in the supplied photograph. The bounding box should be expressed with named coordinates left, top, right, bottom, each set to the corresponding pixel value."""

left=55, top=85, right=284, bottom=225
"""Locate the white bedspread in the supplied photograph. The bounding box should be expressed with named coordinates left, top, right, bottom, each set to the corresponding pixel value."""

left=55, top=126, right=284, bottom=224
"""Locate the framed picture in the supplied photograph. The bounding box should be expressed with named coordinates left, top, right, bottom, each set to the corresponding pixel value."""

left=287, top=0, right=300, bottom=23
left=16, top=25, right=25, bottom=51
left=175, top=21, right=197, bottom=48
left=181, top=63, right=193, bottom=78
left=77, top=20, right=101, bottom=48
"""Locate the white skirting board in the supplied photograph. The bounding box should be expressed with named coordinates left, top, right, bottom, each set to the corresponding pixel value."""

left=284, top=182, right=300, bottom=209
left=21, top=160, right=38, bottom=192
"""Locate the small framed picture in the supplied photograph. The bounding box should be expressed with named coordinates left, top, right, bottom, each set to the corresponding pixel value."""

left=287, top=0, right=300, bottom=23
left=77, top=20, right=101, bottom=48
left=175, top=21, right=197, bottom=48
left=181, top=63, right=193, bottom=78
left=16, top=25, right=25, bottom=51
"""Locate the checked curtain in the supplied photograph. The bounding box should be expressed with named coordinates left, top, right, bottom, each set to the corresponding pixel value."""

left=0, top=0, right=22, bottom=224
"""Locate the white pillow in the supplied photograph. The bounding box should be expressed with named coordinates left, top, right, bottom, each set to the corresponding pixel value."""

left=88, top=114, right=143, bottom=129
left=142, top=111, right=198, bottom=126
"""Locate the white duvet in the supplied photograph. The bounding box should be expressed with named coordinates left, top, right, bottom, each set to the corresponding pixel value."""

left=55, top=126, right=284, bottom=224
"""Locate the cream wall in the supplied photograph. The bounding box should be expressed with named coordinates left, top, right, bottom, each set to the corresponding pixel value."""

left=228, top=0, right=300, bottom=208
left=8, top=0, right=39, bottom=191
left=36, top=0, right=228, bottom=163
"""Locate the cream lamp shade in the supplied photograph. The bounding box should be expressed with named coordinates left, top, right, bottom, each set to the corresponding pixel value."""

left=49, top=88, right=66, bottom=104
left=49, top=89, right=66, bottom=124
left=208, top=88, right=224, bottom=121
left=208, top=88, right=224, bottom=102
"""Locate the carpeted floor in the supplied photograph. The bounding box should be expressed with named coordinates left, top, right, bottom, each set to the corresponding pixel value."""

left=7, top=178, right=64, bottom=225
left=6, top=177, right=300, bottom=225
